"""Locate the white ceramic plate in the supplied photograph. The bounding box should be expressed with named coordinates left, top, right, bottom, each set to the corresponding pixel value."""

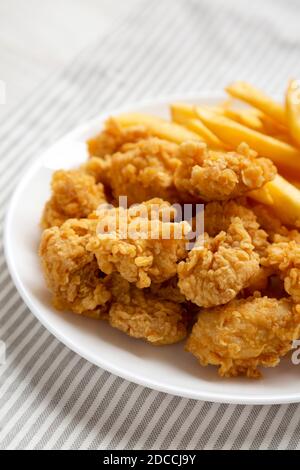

left=4, top=93, right=300, bottom=405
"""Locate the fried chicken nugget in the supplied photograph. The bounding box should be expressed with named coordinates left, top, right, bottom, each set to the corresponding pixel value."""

left=252, top=203, right=300, bottom=243
left=204, top=200, right=269, bottom=256
left=87, top=118, right=149, bottom=158
left=42, top=169, right=107, bottom=228
left=108, top=138, right=180, bottom=205
left=83, top=156, right=112, bottom=188
left=39, top=218, right=111, bottom=318
left=174, top=141, right=276, bottom=201
left=149, top=277, right=186, bottom=303
left=178, top=218, right=260, bottom=307
left=107, top=274, right=188, bottom=345
left=262, top=240, right=300, bottom=303
left=186, top=296, right=300, bottom=378
left=88, top=200, right=191, bottom=288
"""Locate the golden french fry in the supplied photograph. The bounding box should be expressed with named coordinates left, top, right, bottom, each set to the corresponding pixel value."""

left=226, top=81, right=287, bottom=127
left=170, top=104, right=226, bottom=149
left=219, top=98, right=233, bottom=110
left=271, top=133, right=292, bottom=145
left=182, top=119, right=227, bottom=149
left=287, top=179, right=300, bottom=190
left=170, top=103, right=196, bottom=122
left=171, top=103, right=225, bottom=120
left=223, top=107, right=264, bottom=132
left=116, top=112, right=201, bottom=144
left=201, top=105, right=226, bottom=115
left=195, top=108, right=300, bottom=174
left=259, top=113, right=288, bottom=136
left=194, top=104, right=226, bottom=116
left=249, top=187, right=274, bottom=205
left=212, top=100, right=266, bottom=131
left=261, top=175, right=300, bottom=226
left=286, top=79, right=300, bottom=147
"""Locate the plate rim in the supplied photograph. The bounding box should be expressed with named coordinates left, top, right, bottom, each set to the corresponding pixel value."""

left=4, top=92, right=300, bottom=405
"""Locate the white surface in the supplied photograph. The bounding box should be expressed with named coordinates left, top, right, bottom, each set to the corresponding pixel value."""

left=0, top=0, right=140, bottom=118
left=5, top=93, right=300, bottom=405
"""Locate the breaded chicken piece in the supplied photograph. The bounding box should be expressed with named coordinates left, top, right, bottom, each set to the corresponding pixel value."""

left=42, top=169, right=107, bottom=228
left=204, top=200, right=269, bottom=256
left=204, top=201, right=276, bottom=296
left=241, top=266, right=274, bottom=297
left=88, top=201, right=190, bottom=288
left=177, top=218, right=260, bottom=307
left=107, top=274, right=188, bottom=345
left=83, top=156, right=112, bottom=188
left=174, top=141, right=276, bottom=201
left=39, top=218, right=111, bottom=317
left=186, top=296, right=300, bottom=378
left=251, top=204, right=284, bottom=237
left=252, top=204, right=300, bottom=243
left=87, top=118, right=149, bottom=158
left=262, top=240, right=300, bottom=302
left=108, top=138, right=180, bottom=205
left=149, top=277, right=186, bottom=303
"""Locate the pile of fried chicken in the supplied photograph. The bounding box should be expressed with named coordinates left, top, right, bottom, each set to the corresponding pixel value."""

left=39, top=118, right=300, bottom=378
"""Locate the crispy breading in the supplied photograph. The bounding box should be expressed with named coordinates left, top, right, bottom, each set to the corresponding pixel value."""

left=252, top=204, right=300, bottom=301
left=86, top=138, right=181, bottom=205
left=39, top=218, right=111, bottom=317
left=204, top=200, right=269, bottom=256
left=83, top=156, right=113, bottom=188
left=262, top=240, right=300, bottom=302
left=241, top=266, right=274, bottom=297
left=39, top=106, right=300, bottom=378
left=204, top=201, right=276, bottom=296
left=252, top=203, right=300, bottom=243
left=178, top=218, right=260, bottom=307
left=107, top=274, right=188, bottom=345
left=88, top=201, right=190, bottom=288
left=41, top=169, right=107, bottom=228
left=108, top=138, right=180, bottom=205
left=87, top=118, right=149, bottom=158
left=149, top=277, right=186, bottom=303
left=186, top=296, right=300, bottom=378
left=174, top=141, right=276, bottom=201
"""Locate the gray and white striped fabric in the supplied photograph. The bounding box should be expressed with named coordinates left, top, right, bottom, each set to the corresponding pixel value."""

left=1, top=0, right=300, bottom=450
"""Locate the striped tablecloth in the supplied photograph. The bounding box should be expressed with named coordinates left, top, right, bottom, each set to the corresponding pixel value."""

left=1, top=0, right=300, bottom=450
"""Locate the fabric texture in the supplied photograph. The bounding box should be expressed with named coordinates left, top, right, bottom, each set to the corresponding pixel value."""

left=1, top=0, right=300, bottom=450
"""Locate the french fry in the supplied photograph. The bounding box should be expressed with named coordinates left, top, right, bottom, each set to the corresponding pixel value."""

left=223, top=107, right=264, bottom=132
left=170, top=104, right=226, bottom=149
left=226, top=81, right=287, bottom=127
left=222, top=98, right=288, bottom=137
left=172, top=102, right=226, bottom=119
left=193, top=104, right=226, bottom=116
left=170, top=102, right=225, bottom=121
left=248, top=187, right=274, bottom=206
left=182, top=119, right=227, bottom=149
left=249, top=175, right=300, bottom=226
left=287, top=179, right=300, bottom=190
left=220, top=98, right=265, bottom=128
left=261, top=175, right=300, bottom=227
left=115, top=112, right=202, bottom=144
left=195, top=108, right=300, bottom=174
left=259, top=113, right=288, bottom=137
left=271, top=133, right=293, bottom=145
left=286, top=79, right=300, bottom=147
left=170, top=103, right=196, bottom=122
